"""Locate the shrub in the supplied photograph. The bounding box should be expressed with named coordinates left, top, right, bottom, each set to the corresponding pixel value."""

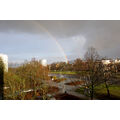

left=4, top=59, right=50, bottom=100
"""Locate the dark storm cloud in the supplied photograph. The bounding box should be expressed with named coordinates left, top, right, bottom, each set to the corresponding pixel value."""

left=0, top=20, right=120, bottom=58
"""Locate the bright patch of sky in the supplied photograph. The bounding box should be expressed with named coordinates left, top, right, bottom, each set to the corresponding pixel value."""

left=0, top=32, right=68, bottom=63
left=59, top=35, right=86, bottom=57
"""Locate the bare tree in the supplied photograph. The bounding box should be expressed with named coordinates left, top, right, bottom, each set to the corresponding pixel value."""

left=73, top=58, right=87, bottom=71
left=84, top=47, right=100, bottom=99
left=84, top=47, right=117, bottom=99
left=84, top=47, right=100, bottom=62
left=102, top=63, right=117, bottom=98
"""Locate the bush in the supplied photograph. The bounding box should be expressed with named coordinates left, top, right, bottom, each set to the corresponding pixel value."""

left=4, top=72, right=26, bottom=99
left=4, top=59, right=50, bottom=100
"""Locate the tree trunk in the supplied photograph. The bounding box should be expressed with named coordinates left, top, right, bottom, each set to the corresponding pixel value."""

left=91, top=81, right=94, bottom=100
left=105, top=80, right=110, bottom=98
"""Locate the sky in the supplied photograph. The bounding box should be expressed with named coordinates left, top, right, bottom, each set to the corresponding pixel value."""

left=0, top=20, right=120, bottom=63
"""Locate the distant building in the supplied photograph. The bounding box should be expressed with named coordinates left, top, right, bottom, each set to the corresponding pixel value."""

left=102, top=60, right=111, bottom=65
left=114, top=59, right=120, bottom=64
left=40, top=59, right=47, bottom=67
left=0, top=54, right=8, bottom=72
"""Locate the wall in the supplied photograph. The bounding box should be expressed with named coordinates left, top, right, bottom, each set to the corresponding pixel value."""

left=0, top=54, right=8, bottom=72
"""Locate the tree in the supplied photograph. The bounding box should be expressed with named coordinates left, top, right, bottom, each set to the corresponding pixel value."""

left=115, top=63, right=120, bottom=72
left=84, top=47, right=100, bottom=99
left=4, top=58, right=50, bottom=100
left=102, top=63, right=117, bottom=97
left=73, top=58, right=87, bottom=71
left=15, top=59, right=49, bottom=89
left=84, top=47, right=117, bottom=99
left=4, top=72, right=26, bottom=100
left=50, top=63, right=57, bottom=71
left=50, top=62, right=67, bottom=71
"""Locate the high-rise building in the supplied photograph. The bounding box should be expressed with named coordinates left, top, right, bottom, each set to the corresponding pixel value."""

left=0, top=54, right=8, bottom=72
left=40, top=59, right=47, bottom=67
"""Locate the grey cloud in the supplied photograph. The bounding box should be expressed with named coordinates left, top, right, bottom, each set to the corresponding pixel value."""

left=0, top=20, right=120, bottom=59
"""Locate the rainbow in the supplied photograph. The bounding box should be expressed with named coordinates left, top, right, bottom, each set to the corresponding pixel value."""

left=33, top=21, right=68, bottom=63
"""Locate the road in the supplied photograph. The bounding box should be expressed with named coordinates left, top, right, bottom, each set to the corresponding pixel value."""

left=49, top=74, right=92, bottom=100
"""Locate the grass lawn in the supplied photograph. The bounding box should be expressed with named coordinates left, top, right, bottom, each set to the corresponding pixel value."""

left=76, top=87, right=85, bottom=95
left=76, top=84, right=120, bottom=100
left=94, top=84, right=120, bottom=99
left=50, top=71, right=77, bottom=75
left=50, top=71, right=89, bottom=75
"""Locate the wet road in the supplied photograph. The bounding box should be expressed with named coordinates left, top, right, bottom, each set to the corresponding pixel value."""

left=49, top=73, right=91, bottom=100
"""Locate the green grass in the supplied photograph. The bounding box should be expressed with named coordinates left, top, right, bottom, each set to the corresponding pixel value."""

left=76, top=87, right=84, bottom=94
left=50, top=71, right=77, bottom=75
left=50, top=71, right=89, bottom=75
left=94, top=84, right=120, bottom=98
left=76, top=84, right=120, bottom=99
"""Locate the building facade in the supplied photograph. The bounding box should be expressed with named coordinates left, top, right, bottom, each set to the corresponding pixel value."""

left=0, top=54, right=8, bottom=72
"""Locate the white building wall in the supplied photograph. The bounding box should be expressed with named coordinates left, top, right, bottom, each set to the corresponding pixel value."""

left=0, top=54, right=8, bottom=72
left=102, top=60, right=111, bottom=65
left=114, top=59, right=120, bottom=64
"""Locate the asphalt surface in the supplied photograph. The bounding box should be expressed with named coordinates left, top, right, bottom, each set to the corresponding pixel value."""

left=49, top=74, right=91, bottom=100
